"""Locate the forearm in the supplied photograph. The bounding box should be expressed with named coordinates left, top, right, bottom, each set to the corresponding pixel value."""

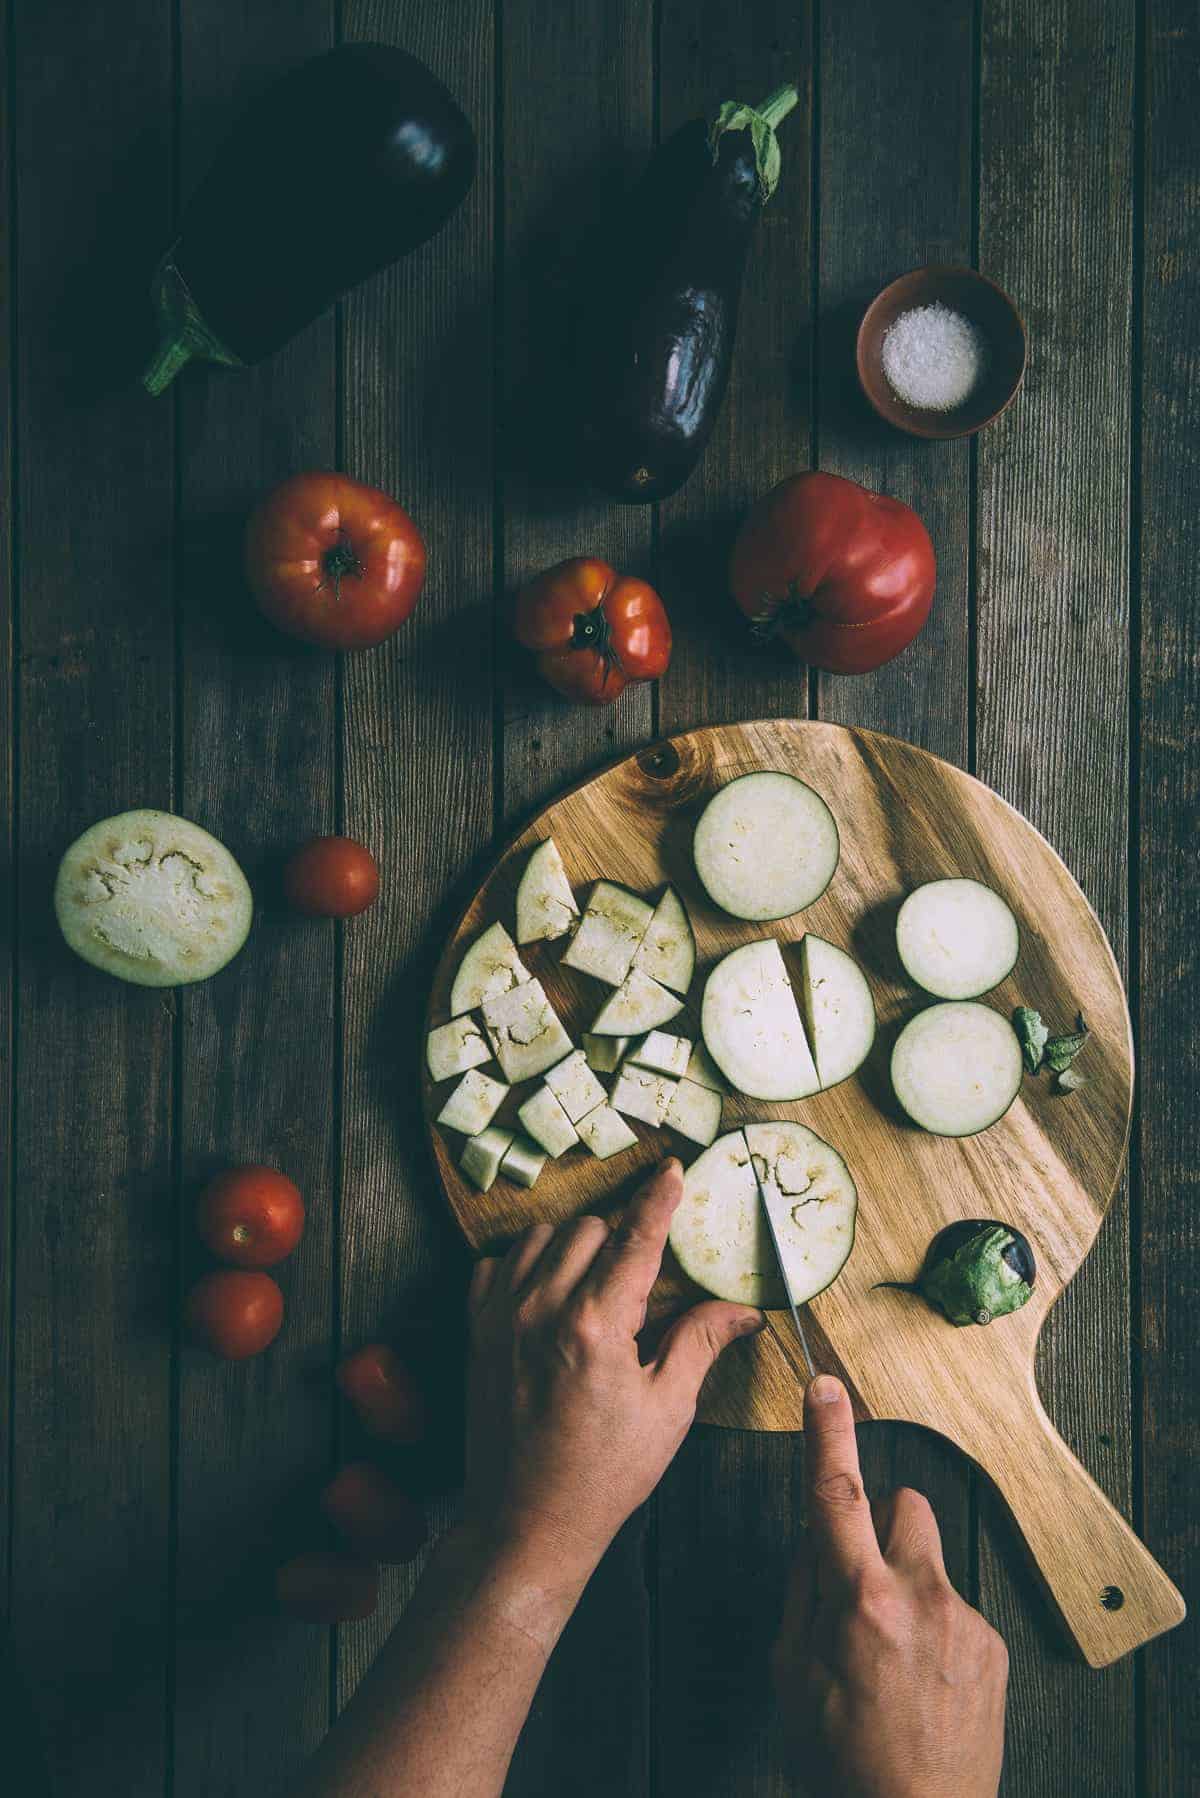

left=295, top=1524, right=592, bottom=1798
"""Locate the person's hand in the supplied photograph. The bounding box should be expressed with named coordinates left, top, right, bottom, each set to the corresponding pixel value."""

left=773, top=1375, right=1008, bottom=1798
left=463, top=1157, right=763, bottom=1582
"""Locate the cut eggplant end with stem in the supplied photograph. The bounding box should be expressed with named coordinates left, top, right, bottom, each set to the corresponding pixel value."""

left=701, top=938, right=819, bottom=1100
left=591, top=968, right=683, bottom=1036
left=664, top=1078, right=722, bottom=1147
left=460, top=1126, right=516, bottom=1192
left=583, top=1032, right=630, bottom=1074
left=631, top=886, right=696, bottom=994
left=744, top=1121, right=858, bottom=1306
left=481, top=977, right=573, bottom=1082
left=449, top=921, right=531, bottom=1016
left=516, top=1084, right=579, bottom=1158
left=890, top=1002, right=1024, bottom=1137
left=54, top=809, right=253, bottom=987
left=878, top=1219, right=1035, bottom=1326
left=437, top=1067, right=510, bottom=1136
left=543, top=1049, right=607, bottom=1124
left=798, top=935, right=876, bottom=1090
left=628, top=1029, right=692, bottom=1078
left=610, top=1064, right=677, bottom=1127
left=693, top=771, right=839, bottom=922
left=499, top=1134, right=549, bottom=1190
left=561, top=881, right=654, bottom=986
left=426, top=1015, right=491, bottom=1082
left=515, top=838, right=579, bottom=945
left=576, top=1103, right=639, bottom=1160
left=896, top=879, right=1019, bottom=1001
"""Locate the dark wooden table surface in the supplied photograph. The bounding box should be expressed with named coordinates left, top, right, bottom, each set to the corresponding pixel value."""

left=3, top=1, right=1196, bottom=1794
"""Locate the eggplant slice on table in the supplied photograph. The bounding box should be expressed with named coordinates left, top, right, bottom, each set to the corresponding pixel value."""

left=143, top=44, right=476, bottom=393
left=580, top=84, right=799, bottom=503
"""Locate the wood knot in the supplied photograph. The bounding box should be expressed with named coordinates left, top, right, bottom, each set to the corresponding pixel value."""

left=637, top=742, right=680, bottom=780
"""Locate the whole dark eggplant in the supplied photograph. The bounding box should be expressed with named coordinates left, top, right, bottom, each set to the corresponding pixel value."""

left=142, top=45, right=475, bottom=394
left=581, top=85, right=798, bottom=502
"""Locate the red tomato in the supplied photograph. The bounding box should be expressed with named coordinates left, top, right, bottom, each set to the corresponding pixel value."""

left=196, top=1166, right=305, bottom=1269
left=283, top=836, right=380, bottom=918
left=185, top=1270, right=284, bottom=1360
left=246, top=471, right=426, bottom=650
left=320, top=1463, right=429, bottom=1564
left=276, top=1550, right=379, bottom=1624
left=335, top=1344, right=426, bottom=1446
left=729, top=472, right=936, bottom=675
left=513, top=556, right=671, bottom=704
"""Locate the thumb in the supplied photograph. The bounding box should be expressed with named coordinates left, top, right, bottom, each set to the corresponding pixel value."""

left=653, top=1299, right=764, bottom=1399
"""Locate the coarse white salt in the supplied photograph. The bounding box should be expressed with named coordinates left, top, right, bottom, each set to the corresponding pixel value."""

left=881, top=302, right=985, bottom=412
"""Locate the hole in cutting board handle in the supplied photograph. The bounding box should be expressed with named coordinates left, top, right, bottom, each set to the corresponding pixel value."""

left=1100, top=1585, right=1125, bottom=1611
left=637, top=743, right=680, bottom=780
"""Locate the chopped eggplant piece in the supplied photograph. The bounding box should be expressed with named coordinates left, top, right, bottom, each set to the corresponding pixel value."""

left=798, top=935, right=876, bottom=1091
left=517, top=1084, right=580, bottom=1158
left=561, top=881, right=653, bottom=986
left=482, top=977, right=573, bottom=1082
left=610, top=1064, right=677, bottom=1126
left=576, top=1103, right=639, bottom=1160
left=449, top=921, right=530, bottom=1016
left=744, top=1121, right=858, bottom=1304
left=591, top=968, right=683, bottom=1036
left=583, top=1032, right=630, bottom=1074
left=631, top=886, right=696, bottom=994
left=684, top=1039, right=726, bottom=1093
left=437, top=1067, right=509, bottom=1135
left=544, top=1049, right=607, bottom=1124
left=460, top=1125, right=515, bottom=1192
left=515, top=838, right=579, bottom=945
left=701, top=938, right=819, bottom=1100
left=669, top=1131, right=769, bottom=1304
left=426, top=1015, right=491, bottom=1082
left=629, top=1029, right=691, bottom=1078
left=664, top=1078, right=722, bottom=1146
left=499, top=1133, right=548, bottom=1189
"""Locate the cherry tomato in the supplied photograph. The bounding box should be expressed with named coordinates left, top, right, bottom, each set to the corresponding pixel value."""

left=513, top=556, right=671, bottom=705
left=185, top=1270, right=284, bottom=1360
left=335, top=1344, right=426, bottom=1445
left=276, top=1550, right=379, bottom=1623
left=729, top=472, right=935, bottom=675
left=196, top=1166, right=305, bottom=1269
left=283, top=836, right=380, bottom=918
left=246, top=471, right=426, bottom=650
left=320, top=1463, right=429, bottom=1564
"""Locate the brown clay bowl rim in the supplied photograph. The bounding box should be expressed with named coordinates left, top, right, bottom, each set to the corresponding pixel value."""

left=856, top=264, right=1027, bottom=441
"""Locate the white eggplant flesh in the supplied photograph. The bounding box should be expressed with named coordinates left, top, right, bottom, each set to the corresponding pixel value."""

left=426, top=1016, right=491, bottom=1082
left=610, top=1064, right=677, bottom=1126
left=517, top=1085, right=579, bottom=1158
left=799, top=935, right=876, bottom=1090
left=591, top=969, right=683, bottom=1036
left=629, top=1030, right=691, bottom=1078
left=437, top=1068, right=509, bottom=1136
left=499, top=1134, right=548, bottom=1189
left=583, top=1032, right=630, bottom=1074
left=576, top=1103, right=639, bottom=1160
left=895, top=878, right=1020, bottom=1000
left=664, top=1078, right=722, bottom=1147
left=460, top=1126, right=515, bottom=1192
left=482, top=978, right=573, bottom=1083
left=890, top=1002, right=1024, bottom=1137
left=544, top=1049, right=607, bottom=1124
left=669, top=1131, right=779, bottom=1305
left=743, top=1122, right=858, bottom=1305
left=692, top=772, right=839, bottom=922
left=701, top=938, right=819, bottom=1101
left=515, top=838, right=579, bottom=945
left=561, top=881, right=654, bottom=985
left=450, top=922, right=531, bottom=1017
left=631, top=887, right=696, bottom=994
left=684, top=1040, right=726, bottom=1093
left=54, top=809, right=253, bottom=987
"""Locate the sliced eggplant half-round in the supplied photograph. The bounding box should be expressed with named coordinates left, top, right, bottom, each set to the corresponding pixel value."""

left=515, top=838, right=579, bottom=945
left=449, top=921, right=530, bottom=1016
left=701, top=938, right=819, bottom=1101
left=561, top=881, right=653, bottom=986
left=896, top=878, right=1019, bottom=1000
left=799, top=935, right=876, bottom=1091
left=664, top=1077, right=722, bottom=1147
left=744, top=1122, right=858, bottom=1305
left=692, top=771, right=839, bottom=921
left=590, top=968, right=683, bottom=1036
left=631, top=886, right=696, bottom=994
left=54, top=809, right=253, bottom=988
left=670, top=1130, right=781, bottom=1306
left=891, top=1002, right=1024, bottom=1137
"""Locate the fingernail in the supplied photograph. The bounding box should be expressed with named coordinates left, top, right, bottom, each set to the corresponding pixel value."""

left=739, top=1310, right=766, bottom=1336
left=660, top=1156, right=682, bottom=1175
left=808, top=1374, right=843, bottom=1404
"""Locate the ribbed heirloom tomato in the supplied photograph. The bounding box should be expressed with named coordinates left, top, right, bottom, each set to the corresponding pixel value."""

left=246, top=470, right=426, bottom=649
left=514, top=556, right=671, bottom=704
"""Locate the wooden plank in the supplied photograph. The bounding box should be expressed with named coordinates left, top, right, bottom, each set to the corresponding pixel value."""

left=1138, top=1, right=1200, bottom=1789
left=975, top=1, right=1136, bottom=1789
left=171, top=13, right=339, bottom=1797
left=0, top=0, right=13, bottom=1640
left=653, top=6, right=814, bottom=1791
left=499, top=4, right=654, bottom=1789
left=335, top=0, right=496, bottom=1713
left=9, top=2, right=175, bottom=1793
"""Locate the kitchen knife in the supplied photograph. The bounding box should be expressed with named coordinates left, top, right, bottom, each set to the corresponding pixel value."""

left=757, top=1185, right=816, bottom=1379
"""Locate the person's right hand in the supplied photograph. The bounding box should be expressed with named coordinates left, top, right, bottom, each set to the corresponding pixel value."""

left=772, top=1375, right=1008, bottom=1798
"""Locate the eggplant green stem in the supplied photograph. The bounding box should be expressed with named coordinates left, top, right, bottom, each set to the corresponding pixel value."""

left=708, top=81, right=800, bottom=202
left=141, top=254, right=242, bottom=396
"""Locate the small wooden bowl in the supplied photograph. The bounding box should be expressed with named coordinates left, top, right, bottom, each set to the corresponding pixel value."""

left=857, top=265, right=1026, bottom=440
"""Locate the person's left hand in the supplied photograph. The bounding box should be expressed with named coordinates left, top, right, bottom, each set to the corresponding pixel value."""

left=463, top=1157, right=764, bottom=1582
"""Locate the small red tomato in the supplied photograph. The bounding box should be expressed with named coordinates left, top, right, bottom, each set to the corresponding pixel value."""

left=246, top=471, right=426, bottom=650
left=335, top=1344, right=426, bottom=1445
left=276, top=1550, right=379, bottom=1624
left=196, top=1166, right=305, bottom=1269
left=283, top=836, right=380, bottom=918
left=320, top=1463, right=429, bottom=1564
left=513, top=556, right=671, bottom=705
left=185, top=1270, right=284, bottom=1360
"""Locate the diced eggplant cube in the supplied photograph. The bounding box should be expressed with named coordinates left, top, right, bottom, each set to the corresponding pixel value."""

left=437, top=1067, right=509, bottom=1135
left=576, top=1103, right=638, bottom=1160
left=482, top=978, right=573, bottom=1083
left=517, top=1085, right=579, bottom=1158
left=460, top=1125, right=515, bottom=1192
left=611, top=1064, right=677, bottom=1126
left=426, top=1015, right=491, bottom=1082
left=544, top=1049, right=607, bottom=1124
left=499, top=1134, right=548, bottom=1189
left=684, top=1040, right=726, bottom=1093
left=665, top=1078, right=722, bottom=1147
left=583, top=1032, right=629, bottom=1074
left=561, top=882, right=654, bottom=986
left=629, top=1030, right=691, bottom=1078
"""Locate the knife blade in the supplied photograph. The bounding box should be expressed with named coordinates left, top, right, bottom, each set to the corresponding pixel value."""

left=757, top=1183, right=816, bottom=1379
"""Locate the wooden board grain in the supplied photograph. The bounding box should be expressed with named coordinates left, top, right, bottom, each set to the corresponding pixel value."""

left=423, top=720, right=1182, bottom=1667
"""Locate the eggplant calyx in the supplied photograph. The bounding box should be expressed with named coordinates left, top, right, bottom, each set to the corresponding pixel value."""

left=141, top=254, right=243, bottom=396
left=320, top=538, right=364, bottom=603
left=708, top=83, right=800, bottom=203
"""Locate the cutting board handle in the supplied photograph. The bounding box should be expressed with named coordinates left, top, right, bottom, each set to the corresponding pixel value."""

left=956, top=1387, right=1185, bottom=1667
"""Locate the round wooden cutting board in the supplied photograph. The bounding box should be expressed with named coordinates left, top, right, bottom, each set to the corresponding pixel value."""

left=423, top=720, right=1184, bottom=1666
